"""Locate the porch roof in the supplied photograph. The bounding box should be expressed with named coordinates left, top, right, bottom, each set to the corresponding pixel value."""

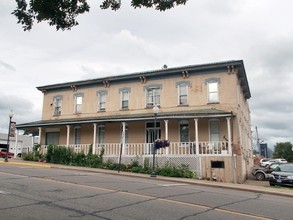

left=16, top=108, right=233, bottom=131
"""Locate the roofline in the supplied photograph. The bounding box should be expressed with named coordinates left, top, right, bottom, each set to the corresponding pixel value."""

left=36, top=60, right=250, bottom=99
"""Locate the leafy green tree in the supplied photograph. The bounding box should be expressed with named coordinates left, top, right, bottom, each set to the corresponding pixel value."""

left=273, top=142, right=293, bottom=162
left=12, top=0, right=188, bottom=31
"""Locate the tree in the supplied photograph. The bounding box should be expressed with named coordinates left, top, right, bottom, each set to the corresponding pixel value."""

left=273, top=142, right=293, bottom=162
left=12, top=0, right=188, bottom=31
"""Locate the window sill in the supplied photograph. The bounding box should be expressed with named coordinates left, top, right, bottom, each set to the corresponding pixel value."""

left=145, top=104, right=160, bottom=109
left=177, top=104, right=189, bottom=107
left=207, top=102, right=220, bottom=104
left=120, top=108, right=129, bottom=111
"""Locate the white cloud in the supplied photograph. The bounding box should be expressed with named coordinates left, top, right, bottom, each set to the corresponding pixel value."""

left=1, top=0, right=293, bottom=149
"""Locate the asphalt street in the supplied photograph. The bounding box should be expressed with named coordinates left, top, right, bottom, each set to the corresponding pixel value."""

left=1, top=163, right=293, bottom=220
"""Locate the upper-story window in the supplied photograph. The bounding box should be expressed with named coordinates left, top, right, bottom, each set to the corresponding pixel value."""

left=176, top=81, right=190, bottom=105
left=205, top=78, right=220, bottom=103
left=144, top=84, right=162, bottom=107
left=119, top=87, right=131, bottom=110
left=74, top=93, right=83, bottom=114
left=96, top=90, right=108, bottom=111
left=53, top=95, right=62, bottom=116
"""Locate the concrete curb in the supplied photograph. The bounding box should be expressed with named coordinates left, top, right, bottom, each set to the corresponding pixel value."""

left=2, top=159, right=293, bottom=198
left=0, top=160, right=51, bottom=168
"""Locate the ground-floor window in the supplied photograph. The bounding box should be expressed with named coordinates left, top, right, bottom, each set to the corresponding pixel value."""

left=209, top=119, right=220, bottom=142
left=180, top=121, right=189, bottom=143
left=74, top=127, right=81, bottom=144
left=96, top=125, right=105, bottom=145
left=46, top=132, right=60, bottom=145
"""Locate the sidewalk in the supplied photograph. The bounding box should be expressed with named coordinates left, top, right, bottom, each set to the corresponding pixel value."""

left=1, top=158, right=293, bottom=198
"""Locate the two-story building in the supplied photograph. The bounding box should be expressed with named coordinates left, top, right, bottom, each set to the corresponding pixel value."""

left=16, top=60, right=253, bottom=183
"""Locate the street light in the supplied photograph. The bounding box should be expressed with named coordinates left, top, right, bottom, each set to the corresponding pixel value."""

left=150, top=104, right=159, bottom=177
left=5, top=110, right=14, bottom=162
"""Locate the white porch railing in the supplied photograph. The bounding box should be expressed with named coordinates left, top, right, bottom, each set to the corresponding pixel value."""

left=40, top=141, right=229, bottom=156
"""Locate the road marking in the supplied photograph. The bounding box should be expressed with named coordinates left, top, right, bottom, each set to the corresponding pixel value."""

left=0, top=171, right=273, bottom=220
left=0, top=191, right=11, bottom=195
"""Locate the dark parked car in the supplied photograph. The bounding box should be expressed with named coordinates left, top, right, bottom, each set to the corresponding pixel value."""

left=268, top=163, right=293, bottom=187
left=252, top=163, right=280, bottom=181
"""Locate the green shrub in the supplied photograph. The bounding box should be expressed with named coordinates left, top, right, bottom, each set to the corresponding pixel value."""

left=23, top=145, right=196, bottom=179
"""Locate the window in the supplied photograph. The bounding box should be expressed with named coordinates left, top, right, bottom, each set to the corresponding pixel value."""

left=53, top=96, right=62, bottom=115
left=96, top=125, right=105, bottom=146
left=208, top=82, right=218, bottom=102
left=46, top=132, right=60, bottom=145
left=205, top=78, right=220, bottom=103
left=209, top=119, right=220, bottom=142
left=74, top=93, right=83, bottom=113
left=144, top=84, right=162, bottom=107
left=176, top=81, right=189, bottom=105
left=147, top=88, right=160, bottom=106
left=96, top=90, right=108, bottom=111
left=119, top=87, right=131, bottom=110
left=99, top=93, right=106, bottom=111
left=180, top=121, right=189, bottom=143
left=74, top=127, right=81, bottom=144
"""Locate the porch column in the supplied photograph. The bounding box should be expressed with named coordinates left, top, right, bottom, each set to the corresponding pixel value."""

left=66, top=125, right=70, bottom=147
left=194, top=119, right=199, bottom=154
left=38, top=127, right=41, bottom=145
left=164, top=120, right=169, bottom=155
left=226, top=117, right=232, bottom=154
left=93, top=123, right=97, bottom=155
left=122, top=122, right=126, bottom=155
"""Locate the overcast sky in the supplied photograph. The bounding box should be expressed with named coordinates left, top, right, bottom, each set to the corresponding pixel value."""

left=1, top=0, right=293, bottom=150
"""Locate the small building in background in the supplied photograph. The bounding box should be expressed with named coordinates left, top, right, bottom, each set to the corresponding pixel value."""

left=0, top=133, right=37, bottom=156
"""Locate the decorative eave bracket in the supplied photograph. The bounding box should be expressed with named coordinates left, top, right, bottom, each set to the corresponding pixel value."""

left=140, top=76, right=147, bottom=84
left=103, top=80, right=110, bottom=88
left=182, top=70, right=189, bottom=79
left=71, top=85, right=77, bottom=91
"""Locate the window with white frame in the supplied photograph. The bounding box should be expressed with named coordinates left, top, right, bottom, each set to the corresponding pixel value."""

left=179, top=121, right=189, bottom=143
left=53, top=95, right=62, bottom=115
left=96, top=125, right=105, bottom=146
left=119, top=87, right=130, bottom=110
left=74, top=93, right=83, bottom=114
left=96, top=90, right=108, bottom=111
left=176, top=81, right=189, bottom=105
left=205, top=78, right=220, bottom=103
left=144, top=84, right=162, bottom=107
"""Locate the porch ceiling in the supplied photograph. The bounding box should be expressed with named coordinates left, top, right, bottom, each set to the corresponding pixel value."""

left=16, top=108, right=233, bottom=131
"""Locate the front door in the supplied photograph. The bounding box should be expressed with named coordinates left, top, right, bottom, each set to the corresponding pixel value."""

left=146, top=122, right=161, bottom=143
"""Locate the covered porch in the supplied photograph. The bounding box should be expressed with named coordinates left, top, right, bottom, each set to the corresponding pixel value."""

left=17, top=109, right=234, bottom=157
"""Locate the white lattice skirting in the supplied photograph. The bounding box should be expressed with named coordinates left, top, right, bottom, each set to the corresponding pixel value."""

left=104, top=155, right=202, bottom=178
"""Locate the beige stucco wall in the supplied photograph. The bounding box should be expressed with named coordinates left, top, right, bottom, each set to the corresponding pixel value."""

left=41, top=70, right=241, bottom=120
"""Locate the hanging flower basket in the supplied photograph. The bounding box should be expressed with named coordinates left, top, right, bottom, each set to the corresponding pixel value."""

left=154, top=139, right=170, bottom=149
